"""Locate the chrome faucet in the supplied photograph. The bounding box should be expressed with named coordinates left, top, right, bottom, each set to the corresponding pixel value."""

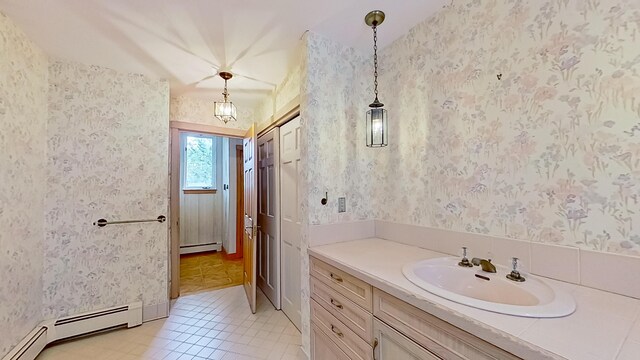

left=472, top=258, right=496, bottom=273
left=458, top=247, right=473, bottom=267
left=506, top=257, right=525, bottom=282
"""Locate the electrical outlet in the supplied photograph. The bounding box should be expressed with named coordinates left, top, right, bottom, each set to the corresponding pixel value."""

left=338, top=197, right=346, bottom=213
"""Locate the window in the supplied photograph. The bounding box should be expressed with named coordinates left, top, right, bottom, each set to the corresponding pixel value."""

left=183, top=135, right=216, bottom=190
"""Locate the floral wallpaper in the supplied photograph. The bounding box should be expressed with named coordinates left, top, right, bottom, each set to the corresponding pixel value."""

left=170, top=95, right=254, bottom=131
left=43, top=60, right=170, bottom=318
left=299, top=32, right=372, bottom=355
left=298, top=0, right=640, bottom=349
left=370, top=0, right=640, bottom=256
left=0, top=11, right=48, bottom=357
left=253, top=43, right=304, bottom=127
left=303, top=34, right=373, bottom=226
left=275, top=57, right=302, bottom=114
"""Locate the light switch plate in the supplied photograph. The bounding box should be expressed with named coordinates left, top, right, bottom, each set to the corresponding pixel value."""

left=338, top=197, right=346, bottom=213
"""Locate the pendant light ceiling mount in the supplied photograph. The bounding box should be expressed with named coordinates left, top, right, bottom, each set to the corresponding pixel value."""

left=218, top=71, right=233, bottom=81
left=364, top=10, right=385, bottom=27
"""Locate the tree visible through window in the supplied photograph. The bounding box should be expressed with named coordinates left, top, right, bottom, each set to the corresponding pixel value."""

left=184, top=135, right=215, bottom=189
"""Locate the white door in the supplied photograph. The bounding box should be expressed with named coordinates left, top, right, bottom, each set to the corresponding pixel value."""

left=243, top=125, right=258, bottom=313
left=222, top=137, right=230, bottom=253
left=280, top=116, right=302, bottom=329
left=257, top=128, right=280, bottom=308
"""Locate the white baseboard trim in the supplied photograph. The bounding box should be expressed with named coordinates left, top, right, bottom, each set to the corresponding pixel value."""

left=3, top=302, right=143, bottom=360
left=180, top=243, right=221, bottom=255
left=2, top=325, right=48, bottom=360
left=142, top=302, right=170, bottom=322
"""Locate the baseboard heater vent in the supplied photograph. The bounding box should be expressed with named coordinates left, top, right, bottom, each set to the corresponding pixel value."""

left=2, top=302, right=142, bottom=360
left=3, top=327, right=48, bottom=360
left=52, top=302, right=142, bottom=341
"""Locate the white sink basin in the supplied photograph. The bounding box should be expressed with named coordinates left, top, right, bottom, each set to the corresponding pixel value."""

left=403, top=257, right=576, bottom=318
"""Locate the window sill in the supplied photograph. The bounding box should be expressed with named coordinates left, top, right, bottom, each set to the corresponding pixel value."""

left=183, top=189, right=217, bottom=194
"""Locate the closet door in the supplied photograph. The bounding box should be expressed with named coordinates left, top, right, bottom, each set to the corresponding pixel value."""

left=280, top=116, right=302, bottom=329
left=257, top=128, right=280, bottom=308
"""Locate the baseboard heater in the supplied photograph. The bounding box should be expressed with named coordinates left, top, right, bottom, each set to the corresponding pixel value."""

left=2, top=302, right=142, bottom=360
left=2, top=327, right=47, bottom=360
left=180, top=242, right=221, bottom=255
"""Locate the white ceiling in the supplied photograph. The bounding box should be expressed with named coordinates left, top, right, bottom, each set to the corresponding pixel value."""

left=0, top=0, right=448, bottom=108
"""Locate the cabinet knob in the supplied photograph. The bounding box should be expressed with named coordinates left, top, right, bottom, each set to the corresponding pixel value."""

left=330, top=298, right=343, bottom=309
left=330, top=324, right=344, bottom=337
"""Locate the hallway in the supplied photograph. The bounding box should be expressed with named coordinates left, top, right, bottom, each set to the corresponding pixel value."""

left=180, top=251, right=244, bottom=295
left=37, top=286, right=303, bottom=360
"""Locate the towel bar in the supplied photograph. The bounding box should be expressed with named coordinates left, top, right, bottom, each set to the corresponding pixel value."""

left=93, top=215, right=166, bottom=227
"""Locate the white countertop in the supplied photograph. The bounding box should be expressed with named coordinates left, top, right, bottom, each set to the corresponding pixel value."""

left=309, top=238, right=640, bottom=360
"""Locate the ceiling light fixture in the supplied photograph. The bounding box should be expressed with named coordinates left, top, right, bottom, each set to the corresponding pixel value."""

left=364, top=10, right=388, bottom=148
left=214, top=71, right=237, bottom=124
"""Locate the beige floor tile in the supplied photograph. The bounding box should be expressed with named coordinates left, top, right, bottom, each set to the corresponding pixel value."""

left=37, top=286, right=303, bottom=360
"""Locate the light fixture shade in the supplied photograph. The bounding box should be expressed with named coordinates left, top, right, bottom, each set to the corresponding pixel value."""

left=366, top=107, right=388, bottom=147
left=214, top=101, right=237, bottom=123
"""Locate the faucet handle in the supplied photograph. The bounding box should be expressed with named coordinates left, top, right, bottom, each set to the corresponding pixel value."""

left=511, top=257, right=519, bottom=271
left=506, top=257, right=525, bottom=282
left=458, top=247, right=473, bottom=267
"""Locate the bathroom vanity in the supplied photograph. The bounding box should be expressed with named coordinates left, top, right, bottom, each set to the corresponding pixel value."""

left=308, top=238, right=640, bottom=360
left=310, top=256, right=521, bottom=359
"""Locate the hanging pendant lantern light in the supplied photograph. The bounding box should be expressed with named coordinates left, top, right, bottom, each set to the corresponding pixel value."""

left=214, top=71, right=237, bottom=124
left=365, top=10, right=388, bottom=148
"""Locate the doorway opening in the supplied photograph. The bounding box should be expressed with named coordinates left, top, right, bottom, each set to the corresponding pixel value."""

left=168, top=109, right=302, bottom=330
left=169, top=124, right=246, bottom=299
left=178, top=133, right=244, bottom=295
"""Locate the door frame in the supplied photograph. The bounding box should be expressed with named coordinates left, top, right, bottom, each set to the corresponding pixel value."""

left=256, top=98, right=300, bottom=136
left=224, top=144, right=244, bottom=260
left=169, top=121, right=245, bottom=299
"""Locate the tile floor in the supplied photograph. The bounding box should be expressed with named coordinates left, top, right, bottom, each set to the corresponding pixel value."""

left=180, top=251, right=244, bottom=295
left=37, top=286, right=304, bottom=360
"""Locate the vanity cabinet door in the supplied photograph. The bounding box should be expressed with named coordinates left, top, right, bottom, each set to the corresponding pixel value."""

left=374, top=319, right=441, bottom=360
left=311, top=324, right=351, bottom=360
left=373, top=289, right=521, bottom=360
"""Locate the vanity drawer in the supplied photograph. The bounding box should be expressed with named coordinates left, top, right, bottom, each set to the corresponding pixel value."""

left=311, top=299, right=373, bottom=360
left=311, top=276, right=373, bottom=342
left=310, top=256, right=373, bottom=311
left=311, top=324, right=352, bottom=360
left=373, top=289, right=521, bottom=360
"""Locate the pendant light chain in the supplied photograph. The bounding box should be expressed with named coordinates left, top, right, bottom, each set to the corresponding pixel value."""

left=373, top=24, right=379, bottom=103
left=222, top=79, right=229, bottom=102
